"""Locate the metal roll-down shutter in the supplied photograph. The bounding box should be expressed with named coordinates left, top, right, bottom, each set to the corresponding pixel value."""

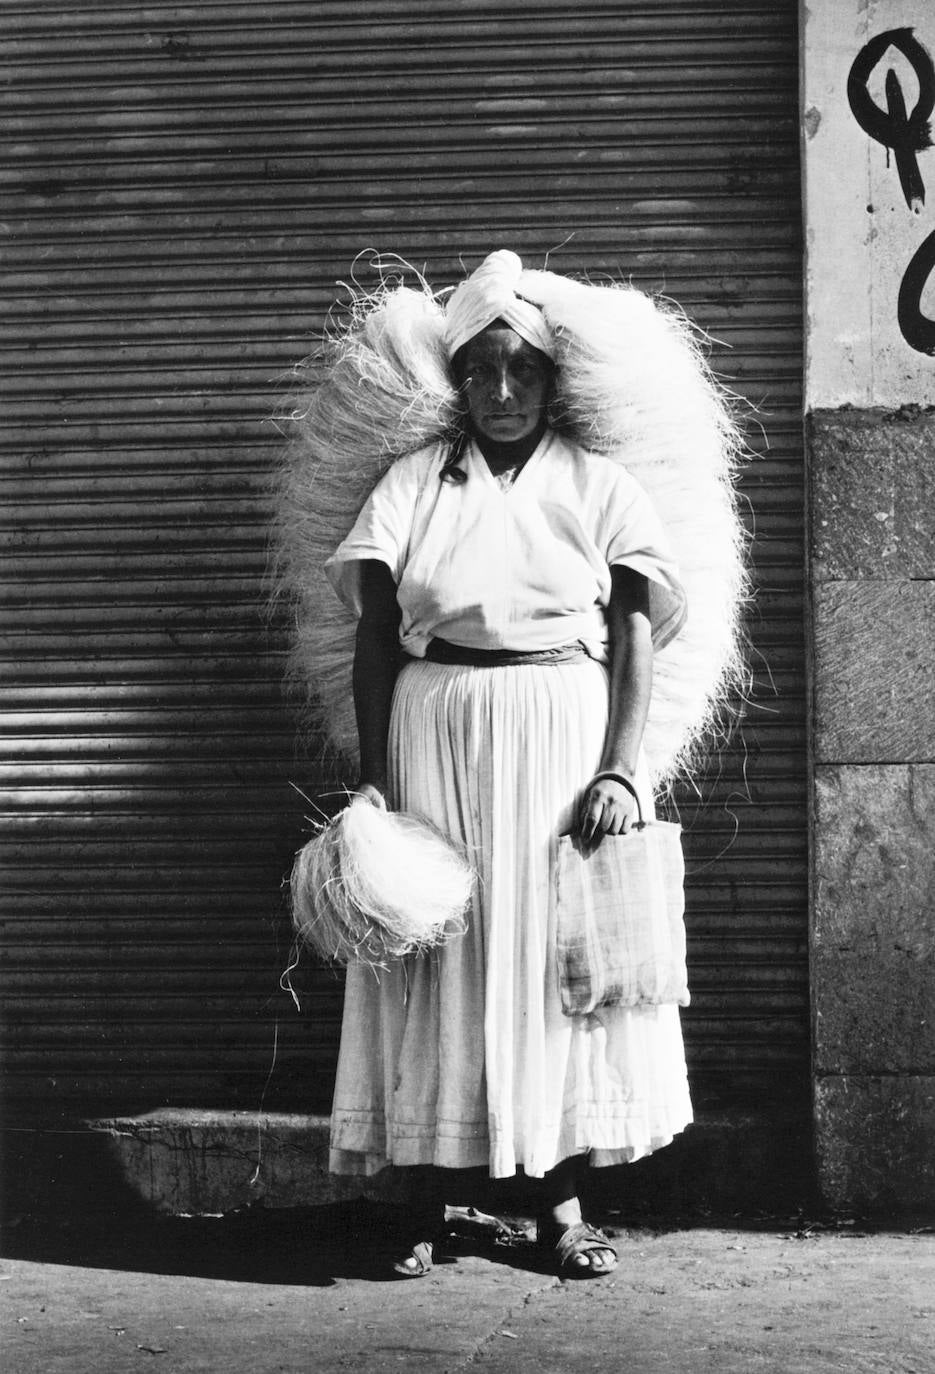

left=1, top=1, right=805, bottom=1121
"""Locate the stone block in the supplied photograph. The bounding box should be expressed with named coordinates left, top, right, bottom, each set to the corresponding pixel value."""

left=813, top=765, right=935, bottom=1075
left=809, top=409, right=935, bottom=580
left=815, top=1075, right=935, bottom=1214
left=84, top=1110, right=410, bottom=1215
left=813, top=582, right=935, bottom=762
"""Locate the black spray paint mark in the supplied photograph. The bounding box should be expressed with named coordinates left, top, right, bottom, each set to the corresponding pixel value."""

left=897, top=226, right=935, bottom=354
left=847, top=27, right=935, bottom=212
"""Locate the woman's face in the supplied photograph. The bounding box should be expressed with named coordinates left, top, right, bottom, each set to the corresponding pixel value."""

left=456, top=325, right=553, bottom=446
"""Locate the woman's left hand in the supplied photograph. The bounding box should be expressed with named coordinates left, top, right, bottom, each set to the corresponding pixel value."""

left=576, top=776, right=638, bottom=850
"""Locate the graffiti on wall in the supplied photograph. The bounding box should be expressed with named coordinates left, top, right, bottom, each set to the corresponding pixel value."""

left=848, top=26, right=935, bottom=354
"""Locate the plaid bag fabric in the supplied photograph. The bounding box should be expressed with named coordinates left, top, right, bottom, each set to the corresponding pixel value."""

left=553, top=819, right=688, bottom=1016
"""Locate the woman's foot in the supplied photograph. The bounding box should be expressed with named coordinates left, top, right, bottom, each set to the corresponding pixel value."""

left=392, top=1237, right=436, bottom=1278
left=538, top=1198, right=617, bottom=1277
left=392, top=1195, right=447, bottom=1278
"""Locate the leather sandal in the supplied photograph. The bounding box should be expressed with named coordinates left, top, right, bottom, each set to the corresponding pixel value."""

left=537, top=1218, right=618, bottom=1278
left=392, top=1201, right=447, bottom=1278
left=392, top=1238, right=436, bottom=1278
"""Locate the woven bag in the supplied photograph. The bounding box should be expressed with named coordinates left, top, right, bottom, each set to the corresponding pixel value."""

left=553, top=774, right=689, bottom=1016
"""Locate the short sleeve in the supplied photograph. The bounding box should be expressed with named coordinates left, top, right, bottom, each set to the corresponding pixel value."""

left=325, top=452, right=426, bottom=615
left=601, top=469, right=688, bottom=651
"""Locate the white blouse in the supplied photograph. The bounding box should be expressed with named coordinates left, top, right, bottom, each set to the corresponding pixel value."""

left=326, top=431, right=686, bottom=662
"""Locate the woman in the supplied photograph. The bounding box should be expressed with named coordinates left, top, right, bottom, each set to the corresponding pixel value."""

left=315, top=252, right=714, bottom=1277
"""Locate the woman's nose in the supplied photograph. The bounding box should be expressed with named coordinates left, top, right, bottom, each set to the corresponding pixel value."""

left=493, top=370, right=514, bottom=402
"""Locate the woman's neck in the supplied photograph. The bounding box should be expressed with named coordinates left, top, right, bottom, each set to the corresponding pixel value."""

left=473, top=423, right=547, bottom=474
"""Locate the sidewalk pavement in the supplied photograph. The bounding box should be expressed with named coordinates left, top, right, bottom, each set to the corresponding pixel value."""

left=3, top=1202, right=933, bottom=1374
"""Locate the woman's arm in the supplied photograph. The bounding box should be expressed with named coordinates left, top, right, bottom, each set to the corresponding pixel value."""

left=577, top=564, right=653, bottom=847
left=352, top=559, right=402, bottom=806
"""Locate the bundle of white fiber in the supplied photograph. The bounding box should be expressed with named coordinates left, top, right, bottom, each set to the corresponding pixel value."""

left=275, top=257, right=747, bottom=786
left=290, top=800, right=473, bottom=967
left=274, top=273, right=459, bottom=759
left=521, top=271, right=749, bottom=780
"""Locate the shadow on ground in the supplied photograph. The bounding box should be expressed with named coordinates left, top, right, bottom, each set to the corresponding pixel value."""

left=1, top=1197, right=573, bottom=1287
left=0, top=1113, right=845, bottom=1289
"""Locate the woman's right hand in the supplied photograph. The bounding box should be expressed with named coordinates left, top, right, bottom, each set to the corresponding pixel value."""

left=353, top=780, right=387, bottom=810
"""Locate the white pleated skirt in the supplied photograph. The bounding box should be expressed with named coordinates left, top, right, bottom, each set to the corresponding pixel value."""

left=329, top=657, right=693, bottom=1180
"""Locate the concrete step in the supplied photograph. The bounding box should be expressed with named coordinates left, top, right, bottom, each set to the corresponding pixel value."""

left=2, top=1107, right=816, bottom=1221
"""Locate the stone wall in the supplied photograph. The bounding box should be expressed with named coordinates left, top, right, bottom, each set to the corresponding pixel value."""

left=804, top=6, right=935, bottom=1213
left=808, top=414, right=935, bottom=1203
left=810, top=417, right=935, bottom=1208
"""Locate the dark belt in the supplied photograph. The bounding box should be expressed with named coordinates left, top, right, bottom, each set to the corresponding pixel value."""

left=422, top=637, right=590, bottom=667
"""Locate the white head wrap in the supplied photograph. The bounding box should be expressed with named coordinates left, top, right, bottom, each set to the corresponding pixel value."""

left=444, top=249, right=557, bottom=360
